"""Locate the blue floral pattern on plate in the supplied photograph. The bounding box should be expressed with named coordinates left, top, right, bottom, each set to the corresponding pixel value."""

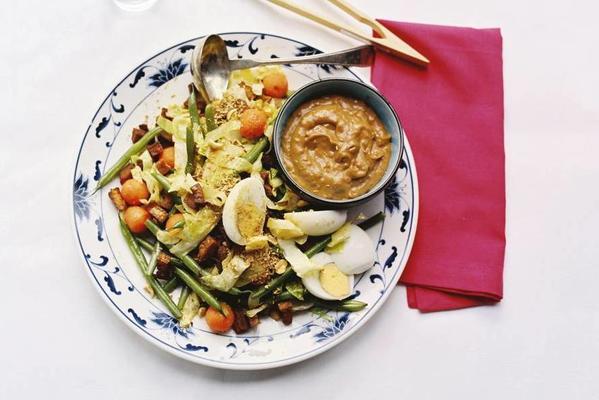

left=72, top=32, right=418, bottom=370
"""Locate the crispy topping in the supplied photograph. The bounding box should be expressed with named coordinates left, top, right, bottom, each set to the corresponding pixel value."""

left=213, top=95, right=248, bottom=124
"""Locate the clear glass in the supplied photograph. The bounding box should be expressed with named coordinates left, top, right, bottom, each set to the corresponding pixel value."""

left=113, top=0, right=158, bottom=11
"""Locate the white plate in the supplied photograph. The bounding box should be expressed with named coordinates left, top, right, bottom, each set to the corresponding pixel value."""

left=72, top=32, right=419, bottom=370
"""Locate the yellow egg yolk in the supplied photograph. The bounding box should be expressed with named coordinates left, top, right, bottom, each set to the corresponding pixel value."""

left=320, top=263, right=350, bottom=298
left=235, top=202, right=264, bottom=239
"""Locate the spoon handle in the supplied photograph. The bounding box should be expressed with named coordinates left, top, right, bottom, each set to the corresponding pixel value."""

left=229, top=45, right=374, bottom=70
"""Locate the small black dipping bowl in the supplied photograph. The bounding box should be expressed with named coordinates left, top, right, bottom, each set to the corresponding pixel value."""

left=272, top=78, right=404, bottom=209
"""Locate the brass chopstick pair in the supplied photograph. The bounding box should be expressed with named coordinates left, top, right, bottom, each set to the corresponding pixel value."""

left=264, top=0, right=429, bottom=66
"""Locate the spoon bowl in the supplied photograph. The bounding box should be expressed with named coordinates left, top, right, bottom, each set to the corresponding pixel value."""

left=191, top=34, right=232, bottom=102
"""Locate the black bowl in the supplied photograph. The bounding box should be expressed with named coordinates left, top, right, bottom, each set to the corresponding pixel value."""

left=272, top=78, right=404, bottom=208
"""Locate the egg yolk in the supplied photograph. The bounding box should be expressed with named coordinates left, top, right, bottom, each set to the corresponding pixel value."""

left=236, top=202, right=264, bottom=238
left=320, top=263, right=350, bottom=298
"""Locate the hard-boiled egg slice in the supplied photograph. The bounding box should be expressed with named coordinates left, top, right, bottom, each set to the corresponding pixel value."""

left=284, top=210, right=347, bottom=236
left=222, top=177, right=266, bottom=245
left=302, top=252, right=354, bottom=301
left=328, top=225, right=376, bottom=275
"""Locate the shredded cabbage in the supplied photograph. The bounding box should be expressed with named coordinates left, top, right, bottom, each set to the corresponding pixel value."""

left=226, top=83, right=250, bottom=102
left=229, top=66, right=283, bottom=87
left=285, top=281, right=305, bottom=301
left=267, top=218, right=304, bottom=239
left=278, top=239, right=322, bottom=278
left=199, top=161, right=239, bottom=206
left=203, top=120, right=242, bottom=146
left=130, top=151, right=161, bottom=204
left=245, top=235, right=270, bottom=251
left=229, top=153, right=263, bottom=182
left=156, top=228, right=180, bottom=246
left=201, top=184, right=227, bottom=207
left=168, top=207, right=220, bottom=256
left=245, top=304, right=268, bottom=318
left=166, top=170, right=198, bottom=194
left=179, top=292, right=200, bottom=328
left=201, top=254, right=250, bottom=291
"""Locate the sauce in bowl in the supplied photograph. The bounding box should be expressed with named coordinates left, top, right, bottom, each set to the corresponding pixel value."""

left=281, top=95, right=392, bottom=200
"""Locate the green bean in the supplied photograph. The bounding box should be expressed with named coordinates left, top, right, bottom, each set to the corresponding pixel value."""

left=243, top=136, right=269, bottom=164
left=185, top=125, right=195, bottom=174
left=177, top=286, right=191, bottom=310
left=174, top=268, right=222, bottom=312
left=149, top=277, right=182, bottom=319
left=119, top=214, right=148, bottom=273
left=119, top=214, right=181, bottom=319
left=248, top=267, right=295, bottom=308
left=180, top=255, right=205, bottom=277
left=162, top=276, right=179, bottom=293
left=168, top=220, right=185, bottom=231
left=152, top=171, right=172, bottom=192
left=309, top=297, right=368, bottom=312
left=205, top=104, right=217, bottom=131
left=147, top=240, right=161, bottom=276
left=357, top=211, right=385, bottom=230
left=135, top=238, right=184, bottom=268
left=305, top=237, right=331, bottom=258
left=188, top=90, right=200, bottom=127
left=95, top=127, right=163, bottom=191
left=275, top=291, right=296, bottom=302
left=136, top=236, right=154, bottom=252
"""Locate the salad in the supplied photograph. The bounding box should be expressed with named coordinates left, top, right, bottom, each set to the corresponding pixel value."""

left=97, top=67, right=383, bottom=334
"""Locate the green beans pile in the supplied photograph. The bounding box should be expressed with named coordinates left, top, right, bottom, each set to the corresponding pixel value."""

left=119, top=214, right=181, bottom=319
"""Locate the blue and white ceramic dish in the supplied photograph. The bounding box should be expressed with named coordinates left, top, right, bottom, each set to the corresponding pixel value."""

left=72, top=32, right=419, bottom=370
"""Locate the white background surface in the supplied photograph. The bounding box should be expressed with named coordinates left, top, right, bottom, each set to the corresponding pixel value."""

left=2, top=0, right=598, bottom=398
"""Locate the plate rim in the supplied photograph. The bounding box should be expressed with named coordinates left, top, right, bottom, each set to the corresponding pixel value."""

left=71, top=31, right=419, bottom=370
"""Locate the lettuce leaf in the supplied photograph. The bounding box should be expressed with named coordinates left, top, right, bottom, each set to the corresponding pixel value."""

left=267, top=218, right=304, bottom=239
left=244, top=235, right=270, bottom=251
left=179, top=292, right=200, bottom=328
left=278, top=239, right=322, bottom=278
left=166, top=170, right=198, bottom=195
left=168, top=207, right=220, bottom=256
left=199, top=161, right=239, bottom=206
left=285, top=281, right=305, bottom=301
left=201, top=254, right=250, bottom=292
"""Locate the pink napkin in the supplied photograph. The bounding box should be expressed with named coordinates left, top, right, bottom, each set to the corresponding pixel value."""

left=371, top=21, right=506, bottom=312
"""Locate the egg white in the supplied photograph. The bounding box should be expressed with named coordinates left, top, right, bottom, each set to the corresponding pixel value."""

left=328, top=225, right=376, bottom=275
left=222, top=177, right=266, bottom=245
left=284, top=210, right=347, bottom=236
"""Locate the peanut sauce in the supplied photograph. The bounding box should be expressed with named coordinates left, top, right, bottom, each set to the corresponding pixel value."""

left=281, top=95, right=391, bottom=200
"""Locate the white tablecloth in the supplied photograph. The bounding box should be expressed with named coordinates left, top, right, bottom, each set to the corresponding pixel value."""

left=2, top=0, right=598, bottom=398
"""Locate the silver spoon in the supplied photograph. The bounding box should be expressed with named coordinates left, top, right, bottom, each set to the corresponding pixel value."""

left=191, top=34, right=374, bottom=102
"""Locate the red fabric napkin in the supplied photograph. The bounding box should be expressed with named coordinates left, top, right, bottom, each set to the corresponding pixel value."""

left=371, top=21, right=506, bottom=312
